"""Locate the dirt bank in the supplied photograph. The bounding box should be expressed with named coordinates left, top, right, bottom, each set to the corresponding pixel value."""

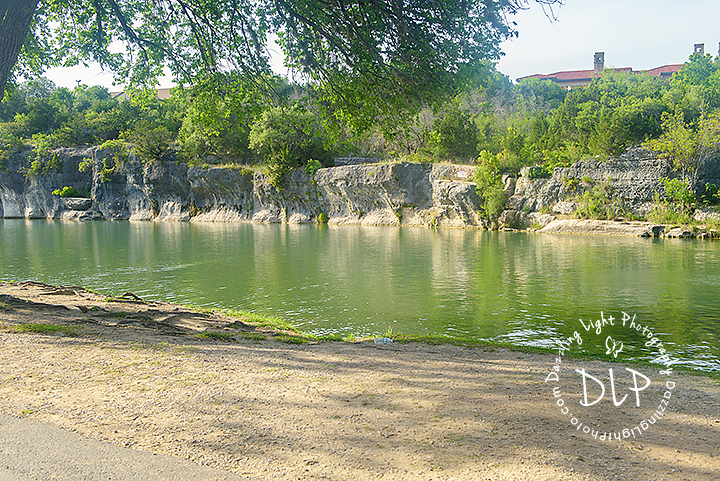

left=0, top=281, right=718, bottom=480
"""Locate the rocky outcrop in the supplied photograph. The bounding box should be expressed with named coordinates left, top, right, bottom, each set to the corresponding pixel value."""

left=498, top=148, right=704, bottom=227
left=502, top=148, right=685, bottom=229
left=539, top=219, right=665, bottom=237
left=3, top=145, right=718, bottom=235
left=0, top=147, right=484, bottom=227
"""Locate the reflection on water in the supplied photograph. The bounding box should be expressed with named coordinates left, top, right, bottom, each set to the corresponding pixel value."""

left=1, top=219, right=718, bottom=371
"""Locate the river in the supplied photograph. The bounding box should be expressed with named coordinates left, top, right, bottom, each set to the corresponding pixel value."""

left=1, top=219, right=718, bottom=372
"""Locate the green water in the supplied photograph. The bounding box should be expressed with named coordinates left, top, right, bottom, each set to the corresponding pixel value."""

left=1, top=219, right=718, bottom=372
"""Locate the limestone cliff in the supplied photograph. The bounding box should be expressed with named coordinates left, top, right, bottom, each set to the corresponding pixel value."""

left=501, top=148, right=678, bottom=229
left=0, top=146, right=713, bottom=231
left=0, top=147, right=485, bottom=227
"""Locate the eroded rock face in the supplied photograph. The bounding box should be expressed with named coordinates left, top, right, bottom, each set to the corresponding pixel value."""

left=0, top=149, right=483, bottom=227
left=507, top=148, right=674, bottom=220
left=0, top=147, right=94, bottom=219
left=2, top=145, right=717, bottom=230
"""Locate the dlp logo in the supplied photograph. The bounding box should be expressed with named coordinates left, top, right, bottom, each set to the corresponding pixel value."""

left=544, top=312, right=677, bottom=442
left=575, top=367, right=650, bottom=407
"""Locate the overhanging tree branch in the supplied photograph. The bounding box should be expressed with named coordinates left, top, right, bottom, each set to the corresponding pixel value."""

left=0, top=0, right=40, bottom=96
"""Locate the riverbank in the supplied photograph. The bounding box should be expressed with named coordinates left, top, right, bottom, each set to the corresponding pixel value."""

left=1, top=281, right=719, bottom=480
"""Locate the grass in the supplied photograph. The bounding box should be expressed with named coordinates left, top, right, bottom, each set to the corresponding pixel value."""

left=222, top=308, right=299, bottom=333
left=647, top=203, right=694, bottom=225
left=0, top=301, right=8, bottom=310
left=14, top=322, right=78, bottom=337
left=193, top=309, right=719, bottom=378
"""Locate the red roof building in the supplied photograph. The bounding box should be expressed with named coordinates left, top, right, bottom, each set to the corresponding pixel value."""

left=517, top=51, right=684, bottom=89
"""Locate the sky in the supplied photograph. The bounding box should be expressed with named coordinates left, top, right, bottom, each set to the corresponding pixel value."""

left=496, top=0, right=720, bottom=81
left=43, top=0, right=720, bottom=90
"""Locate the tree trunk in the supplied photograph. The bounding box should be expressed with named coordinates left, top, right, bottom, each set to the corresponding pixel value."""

left=0, top=0, right=40, bottom=98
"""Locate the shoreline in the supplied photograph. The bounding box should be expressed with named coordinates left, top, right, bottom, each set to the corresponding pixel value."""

left=2, top=280, right=717, bottom=377
left=1, top=281, right=719, bottom=480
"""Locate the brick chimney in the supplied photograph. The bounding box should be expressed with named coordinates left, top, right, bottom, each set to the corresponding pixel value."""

left=593, top=52, right=605, bottom=75
left=694, top=43, right=705, bottom=55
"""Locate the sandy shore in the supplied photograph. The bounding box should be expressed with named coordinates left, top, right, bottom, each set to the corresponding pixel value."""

left=0, top=281, right=718, bottom=480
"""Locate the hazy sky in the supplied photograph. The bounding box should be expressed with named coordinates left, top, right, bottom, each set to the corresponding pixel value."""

left=44, top=0, right=720, bottom=89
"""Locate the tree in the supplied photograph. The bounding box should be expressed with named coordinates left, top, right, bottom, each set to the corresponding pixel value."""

left=425, top=104, right=479, bottom=161
left=249, top=105, right=333, bottom=186
left=178, top=74, right=292, bottom=162
left=1, top=0, right=562, bottom=125
left=645, top=110, right=720, bottom=187
left=0, top=0, right=39, bottom=96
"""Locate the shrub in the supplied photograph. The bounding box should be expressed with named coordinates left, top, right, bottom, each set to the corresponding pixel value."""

left=647, top=202, right=694, bottom=225
left=473, top=150, right=506, bottom=220
left=573, top=182, right=624, bottom=220
left=304, top=159, right=322, bottom=176
left=701, top=183, right=720, bottom=205
left=97, top=139, right=130, bottom=182
left=661, top=177, right=696, bottom=210
left=0, top=125, right=21, bottom=171
left=425, top=104, right=479, bottom=161
left=52, top=186, right=85, bottom=198
left=317, top=212, right=328, bottom=224
left=26, top=151, right=63, bottom=177
left=525, top=165, right=552, bottom=179
left=249, top=107, right=333, bottom=188
left=78, top=157, right=93, bottom=173
left=26, top=132, right=60, bottom=165
left=120, top=123, right=171, bottom=164
left=177, top=75, right=265, bottom=164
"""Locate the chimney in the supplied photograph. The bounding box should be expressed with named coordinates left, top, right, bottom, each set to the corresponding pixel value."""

left=694, top=43, right=705, bottom=55
left=593, top=52, right=605, bottom=75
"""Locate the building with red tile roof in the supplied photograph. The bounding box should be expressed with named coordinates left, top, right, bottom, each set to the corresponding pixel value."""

left=517, top=51, right=685, bottom=89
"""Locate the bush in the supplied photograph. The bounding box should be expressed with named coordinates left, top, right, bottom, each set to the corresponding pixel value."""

left=249, top=107, right=334, bottom=188
left=78, top=157, right=93, bottom=173
left=525, top=165, right=552, bottom=179
left=27, top=132, right=60, bottom=163
left=661, top=177, right=696, bottom=209
left=473, top=151, right=506, bottom=220
left=425, top=105, right=479, bottom=161
left=647, top=201, right=694, bottom=225
left=573, top=182, right=624, bottom=220
left=25, top=134, right=63, bottom=177
left=178, top=95, right=252, bottom=163
left=97, top=139, right=129, bottom=182
left=120, top=123, right=171, bottom=164
left=304, top=159, right=322, bottom=176
left=52, top=186, right=87, bottom=198
left=701, top=183, right=720, bottom=205
left=0, top=125, right=21, bottom=170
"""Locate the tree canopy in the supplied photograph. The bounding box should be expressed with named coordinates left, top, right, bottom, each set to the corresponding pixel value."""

left=1, top=0, right=562, bottom=121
